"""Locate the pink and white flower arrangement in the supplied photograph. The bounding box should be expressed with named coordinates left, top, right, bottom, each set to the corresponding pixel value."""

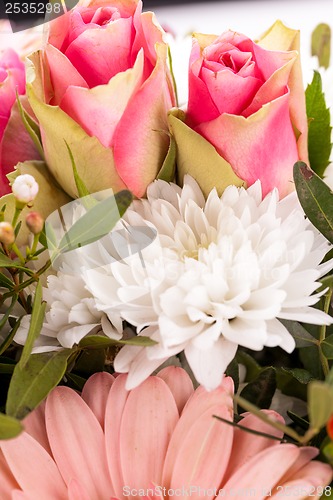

left=1, top=0, right=333, bottom=495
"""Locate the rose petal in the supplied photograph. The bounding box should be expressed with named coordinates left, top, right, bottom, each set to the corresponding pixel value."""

left=60, top=50, right=144, bottom=147
left=196, top=92, right=298, bottom=197
left=112, top=42, right=174, bottom=196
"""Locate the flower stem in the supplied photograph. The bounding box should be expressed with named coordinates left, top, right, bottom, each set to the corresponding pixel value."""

left=319, top=288, right=333, bottom=377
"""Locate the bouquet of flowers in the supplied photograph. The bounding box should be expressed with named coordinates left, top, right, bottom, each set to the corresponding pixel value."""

left=1, top=0, right=333, bottom=496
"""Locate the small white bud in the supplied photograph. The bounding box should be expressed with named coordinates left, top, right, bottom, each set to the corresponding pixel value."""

left=12, top=174, right=39, bottom=204
left=0, top=221, right=15, bottom=245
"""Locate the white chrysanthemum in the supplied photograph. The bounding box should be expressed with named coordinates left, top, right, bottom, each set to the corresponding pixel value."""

left=83, top=176, right=333, bottom=390
left=14, top=270, right=123, bottom=352
left=14, top=197, right=124, bottom=351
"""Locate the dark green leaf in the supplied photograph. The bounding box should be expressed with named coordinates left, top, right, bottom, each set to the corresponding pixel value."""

left=321, top=333, right=333, bottom=359
left=286, top=410, right=309, bottom=430
left=282, top=367, right=314, bottom=384
left=311, top=23, right=331, bottom=69
left=78, top=334, right=157, bottom=349
left=54, top=190, right=133, bottom=258
left=305, top=73, right=332, bottom=176
left=157, top=135, right=176, bottom=182
left=279, top=320, right=318, bottom=348
left=226, top=358, right=239, bottom=392
left=299, top=344, right=323, bottom=379
left=6, top=349, right=72, bottom=419
left=0, top=272, right=14, bottom=289
left=65, top=372, right=87, bottom=391
left=0, top=294, right=18, bottom=332
left=293, top=161, right=333, bottom=243
left=0, top=362, right=15, bottom=375
left=0, top=412, right=23, bottom=440
left=236, top=350, right=261, bottom=382
left=0, top=317, right=21, bottom=356
left=19, top=281, right=46, bottom=367
left=239, top=367, right=276, bottom=412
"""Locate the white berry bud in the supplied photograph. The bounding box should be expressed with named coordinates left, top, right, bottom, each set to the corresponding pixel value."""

left=12, top=174, right=39, bottom=204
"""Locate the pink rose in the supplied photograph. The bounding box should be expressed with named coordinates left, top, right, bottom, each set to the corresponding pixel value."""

left=26, top=0, right=176, bottom=198
left=0, top=50, right=26, bottom=196
left=171, top=22, right=308, bottom=198
left=0, top=47, right=41, bottom=197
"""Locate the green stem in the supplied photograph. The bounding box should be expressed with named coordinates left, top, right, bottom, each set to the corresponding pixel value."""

left=11, top=207, right=23, bottom=229
left=319, top=288, right=333, bottom=377
left=11, top=243, right=25, bottom=264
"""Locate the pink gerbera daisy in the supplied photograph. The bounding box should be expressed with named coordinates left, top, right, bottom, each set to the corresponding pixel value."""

left=0, top=367, right=331, bottom=499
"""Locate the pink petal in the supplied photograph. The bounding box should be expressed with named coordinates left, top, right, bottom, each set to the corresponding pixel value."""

left=223, top=410, right=285, bottom=482
left=169, top=403, right=234, bottom=498
left=45, top=386, right=113, bottom=498
left=162, top=377, right=234, bottom=486
left=0, top=98, right=41, bottom=181
left=120, top=376, right=179, bottom=488
left=68, top=478, right=91, bottom=500
left=132, top=9, right=165, bottom=77
left=60, top=50, right=144, bottom=148
left=81, top=372, right=115, bottom=429
left=243, top=53, right=296, bottom=116
left=22, top=400, right=51, bottom=455
left=105, top=374, right=130, bottom=498
left=201, top=66, right=262, bottom=115
left=65, top=17, right=133, bottom=87
left=45, top=44, right=88, bottom=106
left=196, top=92, right=298, bottom=197
left=187, top=49, right=220, bottom=126
left=0, top=450, right=20, bottom=497
left=222, top=443, right=301, bottom=495
left=0, top=432, right=67, bottom=498
left=157, top=366, right=194, bottom=414
left=112, top=44, right=174, bottom=197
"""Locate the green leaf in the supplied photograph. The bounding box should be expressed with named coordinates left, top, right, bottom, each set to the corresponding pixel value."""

left=226, top=358, right=239, bottom=393
left=293, top=161, right=333, bottom=243
left=311, top=23, right=331, bottom=69
left=0, top=294, right=18, bottom=332
left=0, top=412, right=23, bottom=440
left=168, top=110, right=246, bottom=198
left=0, top=317, right=22, bottom=356
left=236, top=350, right=261, bottom=382
left=19, top=281, right=46, bottom=367
left=0, top=271, right=14, bottom=289
left=239, top=367, right=277, bottom=411
left=157, top=134, right=176, bottom=182
left=321, top=333, right=333, bottom=359
left=65, top=142, right=95, bottom=206
left=282, top=367, right=314, bottom=384
left=16, top=93, right=44, bottom=160
left=6, top=349, right=73, bottom=419
left=0, top=253, right=34, bottom=273
left=279, top=320, right=318, bottom=347
left=286, top=410, right=309, bottom=430
left=305, top=72, right=332, bottom=176
left=65, top=372, right=87, bottom=391
left=78, top=334, right=157, bottom=349
left=308, top=380, right=333, bottom=431
left=53, top=190, right=133, bottom=259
